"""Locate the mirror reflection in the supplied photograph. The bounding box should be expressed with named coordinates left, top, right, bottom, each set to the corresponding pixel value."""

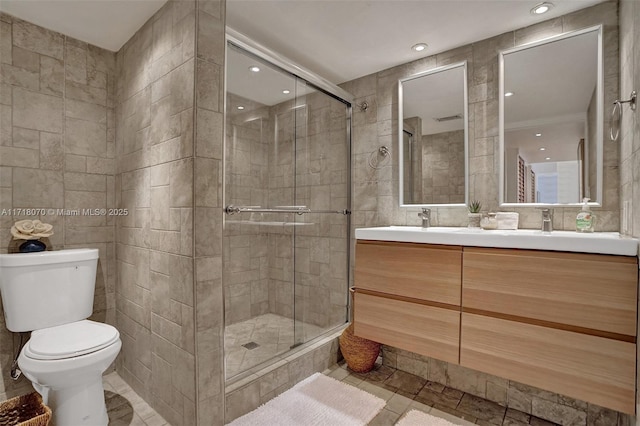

left=501, top=27, right=602, bottom=205
left=399, top=62, right=468, bottom=206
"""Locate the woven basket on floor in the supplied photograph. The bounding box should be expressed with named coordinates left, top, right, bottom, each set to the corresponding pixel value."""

left=0, top=392, right=51, bottom=426
left=339, top=323, right=380, bottom=373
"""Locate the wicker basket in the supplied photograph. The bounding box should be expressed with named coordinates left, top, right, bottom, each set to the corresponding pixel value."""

left=339, top=324, right=380, bottom=373
left=0, top=392, right=51, bottom=426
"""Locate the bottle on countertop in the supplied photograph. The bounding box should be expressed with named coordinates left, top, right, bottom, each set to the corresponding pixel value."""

left=576, top=197, right=595, bottom=233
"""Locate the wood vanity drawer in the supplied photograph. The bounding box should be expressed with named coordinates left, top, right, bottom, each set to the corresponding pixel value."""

left=355, top=241, right=462, bottom=306
left=460, top=313, right=636, bottom=414
left=462, top=248, right=638, bottom=336
left=354, top=291, right=460, bottom=364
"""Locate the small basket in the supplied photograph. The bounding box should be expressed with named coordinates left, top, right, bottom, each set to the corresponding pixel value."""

left=339, top=324, right=380, bottom=373
left=0, top=392, right=51, bottom=426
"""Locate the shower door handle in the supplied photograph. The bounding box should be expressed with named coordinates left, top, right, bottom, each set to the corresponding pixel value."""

left=225, top=205, right=350, bottom=215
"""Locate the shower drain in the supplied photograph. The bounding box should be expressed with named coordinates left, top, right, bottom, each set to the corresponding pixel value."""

left=242, top=342, right=260, bottom=350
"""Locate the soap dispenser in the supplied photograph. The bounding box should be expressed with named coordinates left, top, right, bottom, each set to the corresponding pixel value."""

left=576, top=198, right=595, bottom=233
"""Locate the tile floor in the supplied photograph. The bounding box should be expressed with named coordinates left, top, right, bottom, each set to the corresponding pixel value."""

left=324, top=360, right=560, bottom=426
left=103, top=371, right=168, bottom=426
left=103, top=360, right=558, bottom=426
left=225, top=313, right=325, bottom=378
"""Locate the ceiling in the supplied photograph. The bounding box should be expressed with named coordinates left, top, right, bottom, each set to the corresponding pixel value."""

left=226, top=0, right=607, bottom=84
left=0, top=1, right=606, bottom=81
left=0, top=0, right=167, bottom=52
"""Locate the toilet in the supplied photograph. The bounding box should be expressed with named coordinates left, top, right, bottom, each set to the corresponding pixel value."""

left=0, top=248, right=121, bottom=426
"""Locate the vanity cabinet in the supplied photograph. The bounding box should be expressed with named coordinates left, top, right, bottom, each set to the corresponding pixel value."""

left=352, top=240, right=638, bottom=414
left=354, top=241, right=462, bottom=304
left=462, top=247, right=638, bottom=337
left=353, top=241, right=462, bottom=363
left=460, top=313, right=636, bottom=414
left=355, top=292, right=460, bottom=364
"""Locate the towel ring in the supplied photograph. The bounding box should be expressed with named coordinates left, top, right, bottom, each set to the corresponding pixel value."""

left=368, top=146, right=391, bottom=169
left=610, top=90, right=637, bottom=141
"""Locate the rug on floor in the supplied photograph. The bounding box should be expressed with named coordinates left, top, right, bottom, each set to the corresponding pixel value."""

left=227, top=372, right=386, bottom=426
left=395, top=409, right=462, bottom=426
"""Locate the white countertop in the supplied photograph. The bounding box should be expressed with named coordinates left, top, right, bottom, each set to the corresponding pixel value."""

left=355, top=226, right=639, bottom=256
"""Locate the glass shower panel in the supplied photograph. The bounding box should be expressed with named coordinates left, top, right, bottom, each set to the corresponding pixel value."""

left=224, top=44, right=297, bottom=379
left=224, top=42, right=350, bottom=381
left=292, top=80, right=350, bottom=346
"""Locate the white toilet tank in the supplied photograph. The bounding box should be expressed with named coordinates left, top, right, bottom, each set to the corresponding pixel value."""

left=0, top=249, right=99, bottom=332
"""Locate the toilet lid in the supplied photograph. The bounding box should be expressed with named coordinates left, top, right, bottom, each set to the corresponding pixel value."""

left=24, top=320, right=120, bottom=360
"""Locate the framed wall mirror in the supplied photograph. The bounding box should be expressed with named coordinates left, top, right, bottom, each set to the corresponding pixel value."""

left=499, top=26, right=603, bottom=206
left=398, top=62, right=469, bottom=207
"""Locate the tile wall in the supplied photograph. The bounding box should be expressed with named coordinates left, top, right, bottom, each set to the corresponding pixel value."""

left=114, top=0, right=226, bottom=424
left=619, top=1, right=640, bottom=237
left=114, top=2, right=198, bottom=423
left=0, top=13, right=116, bottom=401
left=193, top=0, right=226, bottom=423
left=618, top=0, right=640, bottom=419
left=344, top=1, right=620, bottom=232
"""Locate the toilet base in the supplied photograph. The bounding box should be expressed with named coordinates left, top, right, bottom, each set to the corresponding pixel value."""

left=35, top=375, right=108, bottom=426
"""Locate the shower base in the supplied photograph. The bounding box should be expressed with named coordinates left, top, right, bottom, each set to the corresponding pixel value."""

left=225, top=313, right=325, bottom=379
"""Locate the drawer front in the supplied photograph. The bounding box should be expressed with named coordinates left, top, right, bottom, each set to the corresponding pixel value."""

left=354, top=291, right=460, bottom=364
left=460, top=313, right=636, bottom=414
left=355, top=241, right=462, bottom=306
left=462, top=248, right=638, bottom=336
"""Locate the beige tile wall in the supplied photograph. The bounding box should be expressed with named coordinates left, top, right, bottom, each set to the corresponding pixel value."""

left=619, top=0, right=640, bottom=239
left=114, top=0, right=199, bottom=424
left=194, top=0, right=226, bottom=423
left=618, top=0, right=639, bottom=418
left=344, top=1, right=620, bottom=232
left=0, top=12, right=116, bottom=401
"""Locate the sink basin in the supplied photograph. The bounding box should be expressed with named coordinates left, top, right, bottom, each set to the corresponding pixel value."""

left=355, top=226, right=639, bottom=256
left=388, top=226, right=470, bottom=233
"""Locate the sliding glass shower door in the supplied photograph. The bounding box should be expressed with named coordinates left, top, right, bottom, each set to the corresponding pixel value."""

left=223, top=42, right=351, bottom=380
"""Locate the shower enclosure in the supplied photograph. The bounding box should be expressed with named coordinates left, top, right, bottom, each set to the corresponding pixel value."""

left=223, top=35, right=352, bottom=380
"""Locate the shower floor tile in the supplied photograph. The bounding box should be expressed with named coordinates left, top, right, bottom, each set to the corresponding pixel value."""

left=225, top=313, right=325, bottom=378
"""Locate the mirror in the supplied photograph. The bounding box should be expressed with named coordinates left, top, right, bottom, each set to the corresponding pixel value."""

left=398, top=62, right=468, bottom=207
left=499, top=26, right=603, bottom=206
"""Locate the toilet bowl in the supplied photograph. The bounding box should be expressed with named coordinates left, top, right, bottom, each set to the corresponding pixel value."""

left=0, top=249, right=121, bottom=426
left=18, top=320, right=121, bottom=426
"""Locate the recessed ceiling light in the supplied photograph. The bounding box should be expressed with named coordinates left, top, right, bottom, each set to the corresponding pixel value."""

left=545, top=157, right=551, bottom=160
left=505, top=92, right=514, bottom=97
left=539, top=147, right=546, bottom=151
left=531, top=2, right=554, bottom=15
left=535, top=133, right=542, bottom=137
left=237, top=106, right=245, bottom=110
left=249, top=66, right=260, bottom=72
left=411, top=43, right=428, bottom=52
left=282, top=90, right=290, bottom=94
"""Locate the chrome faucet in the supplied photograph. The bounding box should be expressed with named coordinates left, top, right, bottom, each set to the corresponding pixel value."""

left=418, top=208, right=431, bottom=228
left=541, top=208, right=553, bottom=232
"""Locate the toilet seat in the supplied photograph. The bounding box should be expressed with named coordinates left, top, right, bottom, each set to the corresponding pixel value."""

left=24, top=320, right=119, bottom=360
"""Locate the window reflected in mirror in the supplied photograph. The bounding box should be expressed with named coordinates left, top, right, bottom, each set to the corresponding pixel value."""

left=399, top=62, right=468, bottom=206
left=501, top=27, right=602, bottom=205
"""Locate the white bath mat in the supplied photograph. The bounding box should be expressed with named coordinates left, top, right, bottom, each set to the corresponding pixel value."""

left=395, top=409, right=463, bottom=426
left=227, top=372, right=386, bottom=426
